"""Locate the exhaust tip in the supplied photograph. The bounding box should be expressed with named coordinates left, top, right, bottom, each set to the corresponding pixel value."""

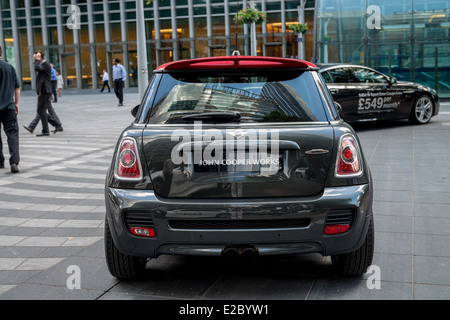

left=242, top=247, right=258, bottom=262
left=222, top=245, right=259, bottom=263
left=222, top=246, right=239, bottom=262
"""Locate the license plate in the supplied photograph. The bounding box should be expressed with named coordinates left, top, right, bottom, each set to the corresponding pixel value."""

left=195, top=151, right=282, bottom=173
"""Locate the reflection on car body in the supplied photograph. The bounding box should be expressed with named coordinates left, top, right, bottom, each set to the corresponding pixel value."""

left=105, top=56, right=375, bottom=280
left=318, top=63, right=440, bottom=124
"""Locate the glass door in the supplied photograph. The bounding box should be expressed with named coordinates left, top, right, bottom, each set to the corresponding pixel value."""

left=413, top=0, right=450, bottom=97
left=366, top=0, right=413, bottom=81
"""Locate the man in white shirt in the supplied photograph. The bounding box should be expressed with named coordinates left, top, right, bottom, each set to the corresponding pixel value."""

left=57, top=71, right=64, bottom=97
left=112, top=59, right=127, bottom=106
left=100, top=69, right=111, bottom=93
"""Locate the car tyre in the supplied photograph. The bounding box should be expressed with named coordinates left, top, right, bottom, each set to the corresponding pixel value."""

left=409, top=95, right=434, bottom=124
left=331, top=216, right=374, bottom=276
left=104, top=218, right=147, bottom=279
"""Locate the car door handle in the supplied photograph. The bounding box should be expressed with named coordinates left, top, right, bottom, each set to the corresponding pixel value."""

left=329, top=89, right=339, bottom=94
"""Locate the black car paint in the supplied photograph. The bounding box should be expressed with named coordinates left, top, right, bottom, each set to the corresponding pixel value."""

left=318, top=64, right=440, bottom=123
left=105, top=62, right=373, bottom=275
left=105, top=183, right=372, bottom=258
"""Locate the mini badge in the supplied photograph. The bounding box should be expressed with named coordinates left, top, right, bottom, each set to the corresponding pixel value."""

left=305, top=149, right=330, bottom=155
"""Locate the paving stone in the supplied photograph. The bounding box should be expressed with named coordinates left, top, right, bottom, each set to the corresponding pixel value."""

left=0, top=93, right=449, bottom=300
left=414, top=256, right=450, bottom=286
left=15, top=258, right=65, bottom=271
left=0, top=283, right=104, bottom=300
left=0, top=258, right=26, bottom=271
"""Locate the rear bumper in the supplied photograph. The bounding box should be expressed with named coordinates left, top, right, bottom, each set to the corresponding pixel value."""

left=105, top=183, right=373, bottom=258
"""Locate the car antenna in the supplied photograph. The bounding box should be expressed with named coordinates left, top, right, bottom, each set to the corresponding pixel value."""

left=232, top=0, right=241, bottom=56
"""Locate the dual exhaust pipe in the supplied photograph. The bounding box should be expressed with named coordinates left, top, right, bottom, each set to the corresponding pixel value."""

left=222, top=245, right=259, bottom=262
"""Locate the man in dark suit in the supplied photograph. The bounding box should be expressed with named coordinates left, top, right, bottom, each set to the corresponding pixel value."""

left=24, top=52, right=63, bottom=136
left=0, top=45, right=21, bottom=173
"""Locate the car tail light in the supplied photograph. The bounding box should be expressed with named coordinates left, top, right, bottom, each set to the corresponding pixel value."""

left=336, top=134, right=363, bottom=177
left=324, top=224, right=350, bottom=235
left=115, top=138, right=143, bottom=181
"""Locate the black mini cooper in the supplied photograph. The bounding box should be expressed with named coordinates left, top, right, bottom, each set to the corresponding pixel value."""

left=105, top=56, right=374, bottom=279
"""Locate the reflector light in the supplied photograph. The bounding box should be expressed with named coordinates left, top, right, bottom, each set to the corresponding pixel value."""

left=324, top=224, right=350, bottom=235
left=120, top=149, right=136, bottom=168
left=130, top=227, right=155, bottom=237
left=336, top=134, right=362, bottom=177
left=342, top=146, right=355, bottom=163
left=115, top=138, right=143, bottom=181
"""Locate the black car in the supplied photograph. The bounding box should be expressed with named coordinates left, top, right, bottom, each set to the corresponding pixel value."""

left=104, top=56, right=374, bottom=279
left=318, top=64, right=440, bottom=124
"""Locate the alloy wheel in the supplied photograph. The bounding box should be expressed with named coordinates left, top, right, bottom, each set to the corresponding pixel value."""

left=414, top=96, right=433, bottom=124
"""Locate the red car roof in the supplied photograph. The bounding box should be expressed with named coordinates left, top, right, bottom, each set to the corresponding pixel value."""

left=156, top=56, right=317, bottom=71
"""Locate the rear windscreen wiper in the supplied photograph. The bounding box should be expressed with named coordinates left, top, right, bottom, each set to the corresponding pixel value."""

left=182, top=112, right=241, bottom=123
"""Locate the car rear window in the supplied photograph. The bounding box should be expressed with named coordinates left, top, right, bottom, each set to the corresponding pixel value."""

left=148, top=70, right=329, bottom=124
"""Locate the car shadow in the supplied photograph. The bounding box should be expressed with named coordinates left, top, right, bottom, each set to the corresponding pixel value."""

left=109, top=254, right=370, bottom=299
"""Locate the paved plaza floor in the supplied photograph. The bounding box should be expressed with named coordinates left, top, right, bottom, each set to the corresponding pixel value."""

left=0, top=88, right=449, bottom=301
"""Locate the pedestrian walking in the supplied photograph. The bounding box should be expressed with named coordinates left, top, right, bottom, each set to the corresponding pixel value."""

left=112, top=58, right=127, bottom=106
left=50, top=64, right=58, bottom=103
left=57, top=71, right=64, bottom=97
left=0, top=124, right=5, bottom=168
left=24, top=96, right=63, bottom=135
left=24, top=51, right=63, bottom=137
left=100, top=69, right=111, bottom=93
left=0, top=45, right=21, bottom=173
left=0, top=125, right=3, bottom=168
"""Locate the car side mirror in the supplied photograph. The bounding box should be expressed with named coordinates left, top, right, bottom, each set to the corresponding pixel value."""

left=131, top=104, right=140, bottom=118
left=389, top=77, right=397, bottom=85
left=334, top=102, right=342, bottom=115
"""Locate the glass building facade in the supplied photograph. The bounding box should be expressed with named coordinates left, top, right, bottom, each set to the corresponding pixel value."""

left=0, top=0, right=316, bottom=91
left=0, top=1, right=448, bottom=97
left=315, top=0, right=450, bottom=97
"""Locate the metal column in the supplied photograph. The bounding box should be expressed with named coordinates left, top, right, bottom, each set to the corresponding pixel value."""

left=87, top=0, right=98, bottom=89
left=188, top=0, right=195, bottom=59
left=9, top=0, right=22, bottom=87
left=281, top=0, right=286, bottom=57
left=55, top=0, right=66, bottom=88
left=71, top=0, right=83, bottom=89
left=262, top=0, right=267, bottom=56
left=103, top=0, right=112, bottom=78
left=39, top=0, right=50, bottom=61
left=24, top=0, right=36, bottom=91
left=242, top=0, right=249, bottom=55
left=170, top=0, right=178, bottom=61
left=120, top=0, right=130, bottom=88
left=206, top=0, right=212, bottom=57
left=224, top=0, right=231, bottom=56
left=153, top=0, right=161, bottom=67
left=249, top=1, right=257, bottom=56
left=136, top=0, right=149, bottom=99
left=298, top=0, right=307, bottom=61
